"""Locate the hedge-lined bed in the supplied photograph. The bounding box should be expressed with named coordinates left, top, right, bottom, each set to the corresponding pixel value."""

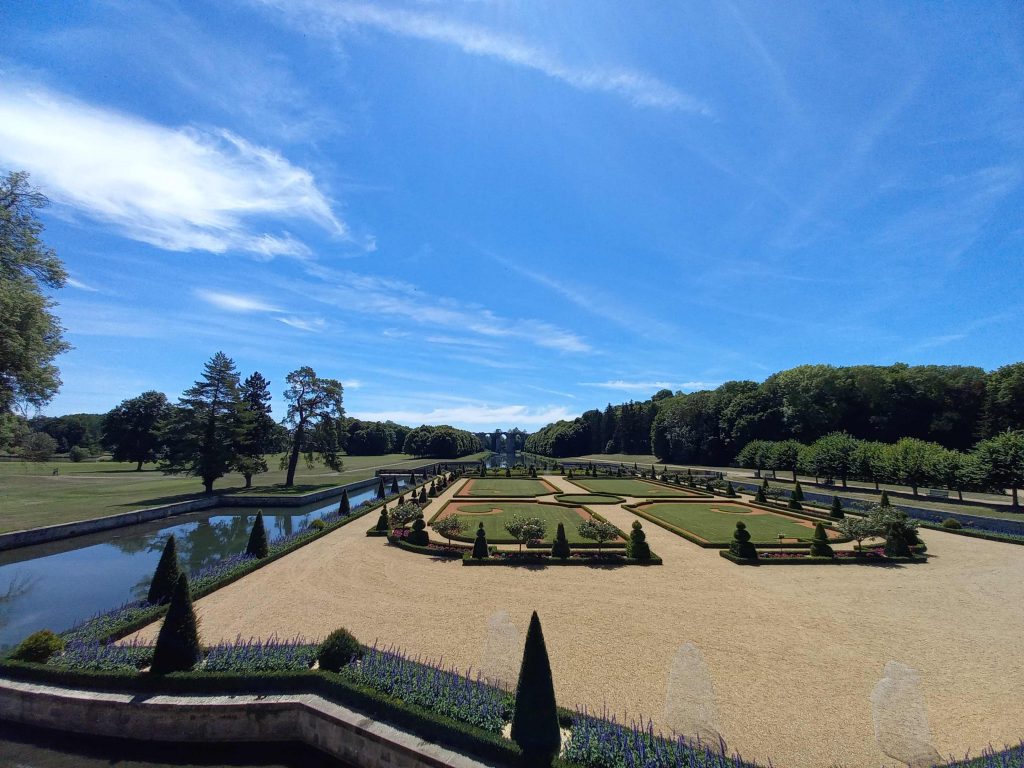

left=719, top=549, right=926, bottom=566
left=553, top=493, right=625, bottom=505
left=462, top=551, right=662, bottom=567
left=428, top=500, right=627, bottom=547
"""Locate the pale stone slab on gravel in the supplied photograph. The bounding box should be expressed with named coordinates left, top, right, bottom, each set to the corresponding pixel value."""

left=135, top=475, right=1024, bottom=768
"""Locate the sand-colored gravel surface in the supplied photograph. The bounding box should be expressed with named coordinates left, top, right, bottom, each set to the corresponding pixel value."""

left=135, top=476, right=1024, bottom=768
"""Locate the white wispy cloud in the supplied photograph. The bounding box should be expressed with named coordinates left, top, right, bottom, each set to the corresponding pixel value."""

left=581, top=380, right=716, bottom=393
left=300, top=266, right=591, bottom=353
left=257, top=0, right=711, bottom=114
left=276, top=315, right=326, bottom=332
left=195, top=289, right=283, bottom=313
left=0, top=80, right=346, bottom=258
left=352, top=403, right=574, bottom=430
left=65, top=277, right=99, bottom=292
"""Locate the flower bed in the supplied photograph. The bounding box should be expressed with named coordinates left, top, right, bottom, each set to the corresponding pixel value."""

left=386, top=529, right=468, bottom=558
left=719, top=547, right=926, bottom=566
left=462, top=550, right=662, bottom=567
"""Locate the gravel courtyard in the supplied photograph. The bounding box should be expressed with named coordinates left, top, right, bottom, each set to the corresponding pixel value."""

left=136, top=476, right=1024, bottom=768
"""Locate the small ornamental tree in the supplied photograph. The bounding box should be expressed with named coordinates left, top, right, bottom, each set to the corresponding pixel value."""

left=728, top=521, right=758, bottom=560
left=375, top=503, right=390, bottom=531
left=472, top=522, right=490, bottom=559
left=505, top=466, right=512, bottom=478
left=432, top=515, right=466, bottom=545
left=428, top=480, right=437, bottom=498
left=787, top=493, right=803, bottom=511
left=754, top=485, right=767, bottom=504
left=338, top=490, right=351, bottom=516
left=504, top=515, right=547, bottom=553
left=150, top=573, right=200, bottom=674
left=551, top=522, right=571, bottom=559
left=626, top=520, right=651, bottom=561
left=879, top=490, right=891, bottom=507
left=148, top=535, right=182, bottom=605
left=376, top=477, right=386, bottom=500
left=418, top=486, right=428, bottom=504
left=407, top=516, right=429, bottom=546
left=245, top=510, right=269, bottom=558
left=577, top=519, right=619, bottom=554
left=510, top=612, right=561, bottom=766
left=830, top=496, right=844, bottom=518
left=725, top=481, right=737, bottom=497
left=837, top=515, right=876, bottom=555
left=397, top=493, right=405, bottom=505
left=868, top=505, right=919, bottom=558
left=808, top=523, right=834, bottom=558
left=567, top=468, right=573, bottom=479
left=389, top=502, right=420, bottom=531
left=792, top=481, right=805, bottom=501
left=390, top=477, right=400, bottom=495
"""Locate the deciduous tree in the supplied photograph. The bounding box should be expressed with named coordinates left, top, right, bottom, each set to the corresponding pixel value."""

left=282, top=367, right=344, bottom=487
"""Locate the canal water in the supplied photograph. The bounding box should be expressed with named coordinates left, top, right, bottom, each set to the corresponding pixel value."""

left=0, top=479, right=410, bottom=650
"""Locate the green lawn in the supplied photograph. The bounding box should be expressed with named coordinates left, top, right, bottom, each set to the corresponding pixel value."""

left=439, top=501, right=621, bottom=545
left=459, top=478, right=556, bottom=497
left=565, top=477, right=699, bottom=498
left=0, top=452, right=487, bottom=534
left=634, top=501, right=828, bottom=545
left=554, top=494, right=624, bottom=505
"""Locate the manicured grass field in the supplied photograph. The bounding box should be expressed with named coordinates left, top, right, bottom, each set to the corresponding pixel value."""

left=634, top=501, right=835, bottom=544
left=458, top=478, right=556, bottom=497
left=0, top=452, right=489, bottom=534
left=437, top=501, right=620, bottom=544
left=566, top=477, right=699, bottom=498
left=553, top=494, right=624, bottom=505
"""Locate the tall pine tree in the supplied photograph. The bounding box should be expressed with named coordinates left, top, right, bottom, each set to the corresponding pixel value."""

left=236, top=372, right=275, bottom=488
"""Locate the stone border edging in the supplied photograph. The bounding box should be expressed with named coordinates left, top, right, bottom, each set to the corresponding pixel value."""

left=0, top=676, right=488, bottom=768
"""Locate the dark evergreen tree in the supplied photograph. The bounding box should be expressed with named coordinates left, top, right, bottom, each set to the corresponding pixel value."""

left=808, top=523, right=834, bottom=557
left=511, top=612, right=561, bottom=766
left=830, top=496, right=844, bottom=518
left=390, top=477, right=400, bottom=495
left=418, top=486, right=427, bottom=504
left=338, top=489, right=350, bottom=516
left=725, top=481, right=737, bottom=497
left=377, top=477, right=386, bottom=499
left=245, top=510, right=269, bottom=558
left=147, top=534, right=181, bottom=605
left=626, top=520, right=651, bottom=561
left=150, top=573, right=200, bottom=674
left=754, top=486, right=767, bottom=504
left=375, top=503, right=389, bottom=531
left=472, top=522, right=489, bottom=559
left=793, top=481, right=804, bottom=501
left=551, top=522, right=571, bottom=559
left=728, top=521, right=758, bottom=560
left=880, top=490, right=891, bottom=507
left=237, top=372, right=275, bottom=488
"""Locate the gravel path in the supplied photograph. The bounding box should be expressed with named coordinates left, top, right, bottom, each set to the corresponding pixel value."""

left=135, top=475, right=1024, bottom=768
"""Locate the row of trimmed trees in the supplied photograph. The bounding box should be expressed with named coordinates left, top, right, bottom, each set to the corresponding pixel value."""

left=735, top=430, right=1024, bottom=506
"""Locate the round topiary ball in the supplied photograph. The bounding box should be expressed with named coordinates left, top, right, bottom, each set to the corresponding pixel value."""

left=11, top=629, right=64, bottom=663
left=317, top=628, right=363, bottom=672
left=407, top=516, right=429, bottom=546
left=941, top=517, right=962, bottom=530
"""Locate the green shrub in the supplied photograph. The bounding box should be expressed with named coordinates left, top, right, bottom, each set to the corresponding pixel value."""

left=407, top=517, right=429, bottom=546
left=626, top=520, right=651, bottom=561
left=551, top=522, right=571, bottom=559
left=808, top=523, right=834, bottom=557
left=147, top=534, right=181, bottom=605
left=511, top=612, right=560, bottom=766
left=377, top=477, right=386, bottom=499
left=724, top=481, right=737, bottom=497
left=245, top=510, right=269, bottom=558
left=390, top=477, right=400, bottom=495
left=830, top=496, right=844, bottom=518
left=787, top=496, right=803, bottom=511
left=941, top=517, right=963, bottom=530
left=472, top=523, right=490, bottom=559
left=68, top=446, right=89, bottom=462
left=728, top=521, right=758, bottom=560
left=309, top=519, right=326, bottom=532
left=338, top=490, right=351, bottom=515
left=10, top=629, right=64, bottom=663
left=150, top=574, right=200, bottom=674
left=879, top=490, right=891, bottom=507
left=792, top=482, right=804, bottom=501
left=317, top=628, right=363, bottom=672
left=754, top=486, right=767, bottom=504
left=418, top=486, right=428, bottom=504
left=375, top=503, right=390, bottom=531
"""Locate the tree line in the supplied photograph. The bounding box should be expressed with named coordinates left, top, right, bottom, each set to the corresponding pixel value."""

left=736, top=432, right=1024, bottom=507
left=525, top=362, right=1024, bottom=465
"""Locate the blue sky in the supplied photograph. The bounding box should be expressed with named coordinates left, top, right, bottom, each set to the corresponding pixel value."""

left=2, top=1, right=1022, bottom=430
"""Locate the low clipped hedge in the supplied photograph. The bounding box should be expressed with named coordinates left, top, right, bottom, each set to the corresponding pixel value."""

left=719, top=550, right=926, bottom=566
left=463, top=552, right=661, bottom=567
left=386, top=533, right=466, bottom=559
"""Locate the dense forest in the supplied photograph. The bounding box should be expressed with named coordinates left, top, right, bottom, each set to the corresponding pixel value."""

left=525, top=363, right=1024, bottom=464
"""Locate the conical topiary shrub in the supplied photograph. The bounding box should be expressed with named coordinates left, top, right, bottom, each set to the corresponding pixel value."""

left=408, top=516, right=429, bottom=546
left=830, top=496, right=844, bottom=518
left=338, top=490, right=351, bottom=516
left=511, top=612, right=561, bottom=766
left=626, top=520, right=651, bottom=561
left=377, top=477, right=386, bottom=499
left=725, top=481, right=737, bottom=497
left=418, top=486, right=427, bottom=504
left=754, top=485, right=767, bottom=504
left=391, top=477, right=400, bottom=495
left=551, top=522, right=571, bottom=559
left=147, top=534, right=181, bottom=605
left=880, top=490, right=891, bottom=507
left=793, top=481, right=804, bottom=501
left=808, top=523, right=834, bottom=557
left=245, top=510, right=269, bottom=558
left=728, top=521, right=758, bottom=560
left=150, top=573, right=200, bottom=674
left=375, top=503, right=389, bottom=531
left=472, top=523, right=489, bottom=559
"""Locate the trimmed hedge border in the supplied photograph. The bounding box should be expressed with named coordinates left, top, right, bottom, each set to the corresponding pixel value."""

left=719, top=550, right=926, bottom=566
left=462, top=552, right=662, bottom=567
left=553, top=493, right=625, bottom=505
left=386, top=534, right=466, bottom=559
